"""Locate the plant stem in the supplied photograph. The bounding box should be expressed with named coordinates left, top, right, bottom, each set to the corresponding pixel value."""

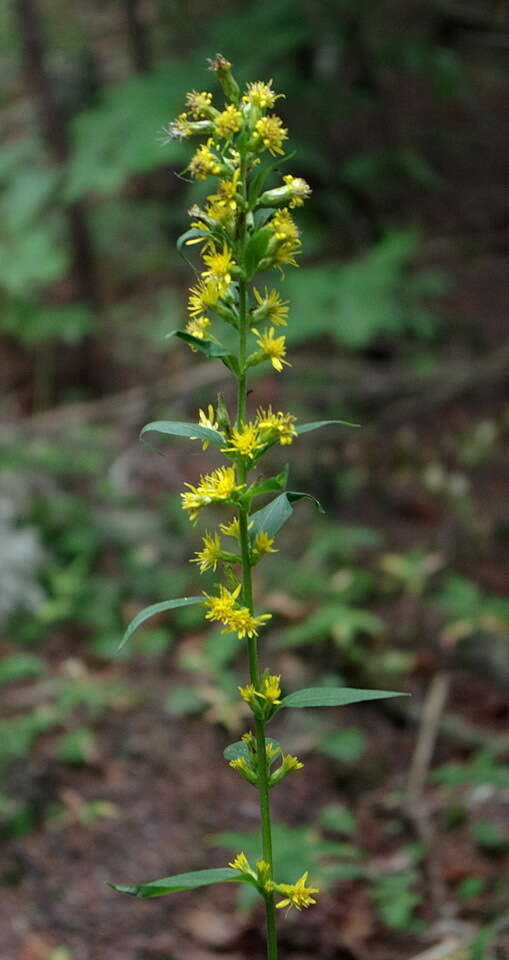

left=236, top=165, right=278, bottom=959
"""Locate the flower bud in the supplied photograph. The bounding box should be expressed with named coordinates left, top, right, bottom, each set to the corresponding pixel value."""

left=208, top=53, right=240, bottom=103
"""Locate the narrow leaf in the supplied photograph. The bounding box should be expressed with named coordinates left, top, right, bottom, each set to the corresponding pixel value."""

left=249, top=491, right=324, bottom=540
left=245, top=467, right=288, bottom=501
left=245, top=227, right=274, bottom=280
left=119, top=597, right=202, bottom=651
left=248, top=150, right=296, bottom=205
left=296, top=419, right=360, bottom=435
left=279, top=687, right=408, bottom=710
left=175, top=228, right=208, bottom=269
left=140, top=420, right=224, bottom=449
left=166, top=329, right=234, bottom=361
left=108, top=867, right=246, bottom=899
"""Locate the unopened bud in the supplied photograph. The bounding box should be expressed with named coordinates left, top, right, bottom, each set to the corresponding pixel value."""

left=208, top=54, right=240, bottom=103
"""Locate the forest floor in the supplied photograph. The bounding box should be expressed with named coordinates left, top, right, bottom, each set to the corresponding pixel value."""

left=2, top=203, right=509, bottom=960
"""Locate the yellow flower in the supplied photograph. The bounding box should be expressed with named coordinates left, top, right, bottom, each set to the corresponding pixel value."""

left=269, top=752, right=304, bottom=787
left=181, top=467, right=244, bottom=522
left=253, top=327, right=291, bottom=372
left=165, top=112, right=192, bottom=140
left=188, top=277, right=228, bottom=317
left=256, top=406, right=297, bottom=445
left=254, top=115, right=288, bottom=155
left=243, top=80, right=282, bottom=109
left=271, top=208, right=300, bottom=243
left=219, top=517, right=241, bottom=539
left=265, top=741, right=281, bottom=762
left=253, top=287, right=289, bottom=326
left=256, top=673, right=282, bottom=705
left=269, top=209, right=302, bottom=268
left=223, top=423, right=264, bottom=460
left=202, top=200, right=233, bottom=226
left=274, top=244, right=300, bottom=268
left=229, top=852, right=255, bottom=876
left=229, top=757, right=257, bottom=784
left=283, top=174, right=312, bottom=208
left=203, top=583, right=242, bottom=622
left=202, top=243, right=237, bottom=283
left=281, top=754, right=304, bottom=772
left=215, top=170, right=242, bottom=210
left=229, top=608, right=272, bottom=639
left=214, top=104, right=243, bottom=138
left=189, top=139, right=221, bottom=180
left=185, top=90, right=214, bottom=118
left=274, top=872, right=319, bottom=911
left=191, top=531, right=223, bottom=573
left=253, top=531, right=278, bottom=559
left=238, top=683, right=258, bottom=706
left=193, top=404, right=220, bottom=450
left=185, top=315, right=212, bottom=342
left=256, top=860, right=272, bottom=885
left=241, top=730, right=256, bottom=750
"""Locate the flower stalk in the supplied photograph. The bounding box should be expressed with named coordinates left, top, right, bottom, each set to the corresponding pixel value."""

left=173, top=57, right=314, bottom=957
left=111, top=54, right=403, bottom=958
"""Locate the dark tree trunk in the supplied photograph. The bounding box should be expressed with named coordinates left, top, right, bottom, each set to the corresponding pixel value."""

left=14, top=0, right=99, bottom=312
left=124, top=0, right=150, bottom=73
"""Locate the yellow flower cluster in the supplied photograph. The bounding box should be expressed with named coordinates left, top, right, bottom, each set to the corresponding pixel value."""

left=229, top=854, right=319, bottom=912
left=221, top=407, right=297, bottom=460
left=161, top=60, right=320, bottom=933
left=254, top=115, right=288, bottom=155
left=191, top=532, right=223, bottom=573
left=243, top=80, right=282, bottom=109
left=253, top=327, right=290, bottom=371
left=181, top=467, right=244, bottom=523
left=166, top=63, right=311, bottom=355
left=273, top=872, right=319, bottom=911
left=203, top=584, right=271, bottom=638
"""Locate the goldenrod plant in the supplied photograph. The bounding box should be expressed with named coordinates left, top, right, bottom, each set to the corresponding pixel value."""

left=109, top=56, right=405, bottom=959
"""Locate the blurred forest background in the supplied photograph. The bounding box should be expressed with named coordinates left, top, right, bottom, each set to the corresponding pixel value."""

left=1, top=2, right=509, bottom=959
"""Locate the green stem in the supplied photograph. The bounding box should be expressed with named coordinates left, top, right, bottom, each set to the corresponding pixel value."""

left=255, top=717, right=279, bottom=960
left=235, top=158, right=278, bottom=960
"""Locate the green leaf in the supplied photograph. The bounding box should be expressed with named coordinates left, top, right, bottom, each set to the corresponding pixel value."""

left=224, top=738, right=281, bottom=766
left=296, top=419, right=360, bottom=435
left=244, top=227, right=274, bottom=280
left=177, top=227, right=207, bottom=252
left=167, top=330, right=238, bottom=370
left=176, top=228, right=209, bottom=270
left=250, top=491, right=324, bottom=540
left=245, top=467, right=288, bottom=502
left=108, top=867, right=247, bottom=898
left=140, top=420, right=224, bottom=450
left=0, top=653, right=45, bottom=686
left=278, top=687, right=408, bottom=710
left=248, top=150, right=296, bottom=206
left=119, top=597, right=202, bottom=651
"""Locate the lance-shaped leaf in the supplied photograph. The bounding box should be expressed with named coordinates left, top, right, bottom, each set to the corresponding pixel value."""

left=224, top=738, right=281, bottom=766
left=108, top=867, right=249, bottom=899
left=140, top=420, right=224, bottom=450
left=175, top=228, right=210, bottom=269
left=119, top=597, right=202, bottom=650
left=243, top=466, right=288, bottom=504
left=277, top=687, right=408, bottom=711
left=249, top=491, right=324, bottom=541
left=248, top=150, right=296, bottom=206
left=296, top=419, right=360, bottom=435
left=166, top=330, right=239, bottom=372
left=244, top=227, right=274, bottom=280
